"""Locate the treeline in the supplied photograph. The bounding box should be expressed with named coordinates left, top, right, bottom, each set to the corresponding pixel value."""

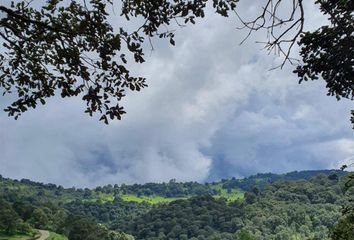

left=0, top=175, right=216, bottom=199
left=0, top=197, right=134, bottom=240
left=0, top=199, right=36, bottom=236
left=64, top=198, right=150, bottom=226
left=116, top=180, right=216, bottom=197
left=329, top=171, right=354, bottom=240
left=92, top=180, right=217, bottom=197
left=118, top=196, right=243, bottom=239
left=220, top=170, right=346, bottom=191
left=0, top=170, right=344, bottom=200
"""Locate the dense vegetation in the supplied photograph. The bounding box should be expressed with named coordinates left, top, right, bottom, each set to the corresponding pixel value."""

left=0, top=170, right=352, bottom=240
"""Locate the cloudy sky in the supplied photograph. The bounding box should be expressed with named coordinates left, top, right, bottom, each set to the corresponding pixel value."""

left=0, top=1, right=353, bottom=188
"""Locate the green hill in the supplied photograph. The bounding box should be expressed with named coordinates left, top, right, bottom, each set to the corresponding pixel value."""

left=0, top=170, right=351, bottom=240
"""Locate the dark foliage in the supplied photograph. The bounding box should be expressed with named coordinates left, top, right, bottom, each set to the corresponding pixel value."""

left=294, top=0, right=354, bottom=126
left=120, top=196, right=242, bottom=239
left=221, top=170, right=346, bottom=191
left=0, top=0, right=237, bottom=123
left=0, top=0, right=352, bottom=127
left=117, top=180, right=217, bottom=197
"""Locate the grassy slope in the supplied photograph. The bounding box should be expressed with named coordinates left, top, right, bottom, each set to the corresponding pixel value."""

left=0, top=232, right=39, bottom=240
left=47, top=232, right=68, bottom=240
left=120, top=194, right=188, bottom=204
left=118, top=185, right=244, bottom=204
left=209, top=183, right=244, bottom=202
left=81, top=192, right=115, bottom=203
left=0, top=230, right=66, bottom=240
left=0, top=233, right=33, bottom=240
left=0, top=229, right=41, bottom=240
left=78, top=186, right=244, bottom=205
left=85, top=186, right=245, bottom=204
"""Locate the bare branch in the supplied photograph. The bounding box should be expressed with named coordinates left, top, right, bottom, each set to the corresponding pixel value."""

left=233, top=0, right=305, bottom=68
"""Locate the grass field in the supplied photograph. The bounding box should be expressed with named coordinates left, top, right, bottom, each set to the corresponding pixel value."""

left=81, top=192, right=115, bottom=203
left=0, top=233, right=32, bottom=240
left=47, top=232, right=68, bottom=240
left=210, top=183, right=244, bottom=202
left=119, top=187, right=244, bottom=204
left=120, top=194, right=188, bottom=204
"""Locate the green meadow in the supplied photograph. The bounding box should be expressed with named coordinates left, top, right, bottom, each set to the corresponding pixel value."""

left=0, top=233, right=34, bottom=240
left=119, top=194, right=188, bottom=204
left=47, top=232, right=68, bottom=240
left=210, top=183, right=244, bottom=202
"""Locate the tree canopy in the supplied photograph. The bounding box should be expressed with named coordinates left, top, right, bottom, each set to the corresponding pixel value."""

left=0, top=0, right=353, bottom=124
left=294, top=0, right=354, bottom=125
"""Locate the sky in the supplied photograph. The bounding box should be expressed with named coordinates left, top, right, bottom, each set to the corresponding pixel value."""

left=0, top=1, right=353, bottom=188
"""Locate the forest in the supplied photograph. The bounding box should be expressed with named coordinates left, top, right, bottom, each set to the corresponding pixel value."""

left=1, top=170, right=353, bottom=240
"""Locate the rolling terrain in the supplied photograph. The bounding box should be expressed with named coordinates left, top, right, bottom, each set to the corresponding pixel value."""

left=0, top=170, right=351, bottom=239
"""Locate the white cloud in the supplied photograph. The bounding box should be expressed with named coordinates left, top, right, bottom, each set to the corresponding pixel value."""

left=0, top=1, right=352, bottom=187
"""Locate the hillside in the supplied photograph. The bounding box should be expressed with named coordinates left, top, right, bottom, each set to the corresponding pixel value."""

left=0, top=170, right=352, bottom=240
